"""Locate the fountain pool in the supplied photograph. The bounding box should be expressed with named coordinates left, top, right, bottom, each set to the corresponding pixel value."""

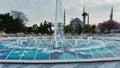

left=0, top=36, right=120, bottom=63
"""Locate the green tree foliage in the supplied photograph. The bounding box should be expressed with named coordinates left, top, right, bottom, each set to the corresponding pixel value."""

left=84, top=24, right=96, bottom=34
left=64, top=25, right=73, bottom=34
left=77, top=24, right=83, bottom=34
left=0, top=12, right=27, bottom=33
left=37, top=21, right=53, bottom=35
left=32, top=24, right=38, bottom=33
left=91, top=25, right=96, bottom=34
left=64, top=24, right=96, bottom=34
left=11, top=11, right=28, bottom=24
left=27, top=27, right=33, bottom=34
left=84, top=24, right=91, bottom=33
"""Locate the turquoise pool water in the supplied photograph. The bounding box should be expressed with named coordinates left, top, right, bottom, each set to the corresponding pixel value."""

left=0, top=36, right=120, bottom=61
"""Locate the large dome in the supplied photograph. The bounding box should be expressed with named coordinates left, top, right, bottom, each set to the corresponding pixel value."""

left=70, top=18, right=83, bottom=25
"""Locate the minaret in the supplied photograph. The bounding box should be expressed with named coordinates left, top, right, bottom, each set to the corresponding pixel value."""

left=110, top=6, right=113, bottom=20
left=87, top=13, right=89, bottom=25
left=82, top=7, right=88, bottom=25
left=83, top=7, right=85, bottom=13
left=82, top=7, right=88, bottom=33
left=64, top=10, right=66, bottom=27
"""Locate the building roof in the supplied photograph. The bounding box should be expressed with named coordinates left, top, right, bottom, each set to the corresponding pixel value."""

left=70, top=18, right=83, bottom=25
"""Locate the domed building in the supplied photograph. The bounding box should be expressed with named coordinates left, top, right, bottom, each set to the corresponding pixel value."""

left=70, top=18, right=83, bottom=34
left=70, top=18, right=83, bottom=25
left=69, top=8, right=89, bottom=34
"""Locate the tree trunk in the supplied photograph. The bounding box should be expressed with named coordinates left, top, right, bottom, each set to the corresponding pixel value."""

left=108, top=29, right=111, bottom=34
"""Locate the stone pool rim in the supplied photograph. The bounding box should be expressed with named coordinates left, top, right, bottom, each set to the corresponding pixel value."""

left=0, top=57, right=120, bottom=64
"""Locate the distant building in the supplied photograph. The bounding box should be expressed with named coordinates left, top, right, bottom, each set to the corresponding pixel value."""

left=70, top=18, right=83, bottom=25
left=70, top=18, right=83, bottom=34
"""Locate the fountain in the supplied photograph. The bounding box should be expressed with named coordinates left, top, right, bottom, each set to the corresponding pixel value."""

left=54, top=0, right=64, bottom=48
left=0, top=0, right=120, bottom=64
left=54, top=0, right=64, bottom=41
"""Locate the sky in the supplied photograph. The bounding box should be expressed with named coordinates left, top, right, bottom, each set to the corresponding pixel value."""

left=0, top=0, right=120, bottom=26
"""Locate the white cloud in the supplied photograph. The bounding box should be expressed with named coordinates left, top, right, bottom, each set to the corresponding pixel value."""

left=0, top=0, right=120, bottom=26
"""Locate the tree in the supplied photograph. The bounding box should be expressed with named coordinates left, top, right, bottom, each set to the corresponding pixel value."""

left=48, top=22, right=53, bottom=34
left=84, top=24, right=91, bottom=33
left=38, top=23, right=44, bottom=34
left=40, top=22, right=43, bottom=27
left=99, top=20, right=119, bottom=33
left=32, top=24, right=38, bottom=34
left=0, top=13, right=27, bottom=33
left=78, top=24, right=83, bottom=34
left=64, top=25, right=73, bottom=34
left=37, top=21, right=53, bottom=35
left=11, top=11, right=28, bottom=24
left=91, top=25, right=96, bottom=34
left=27, top=27, right=33, bottom=34
left=43, top=20, right=49, bottom=34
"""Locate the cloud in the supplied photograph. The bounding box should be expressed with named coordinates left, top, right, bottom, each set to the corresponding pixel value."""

left=0, top=0, right=120, bottom=26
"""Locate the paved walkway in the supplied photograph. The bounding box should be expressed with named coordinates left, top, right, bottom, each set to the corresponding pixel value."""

left=0, top=61, right=120, bottom=68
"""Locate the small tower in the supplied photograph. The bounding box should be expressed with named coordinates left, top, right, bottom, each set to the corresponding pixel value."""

left=82, top=7, right=88, bottom=25
left=110, top=6, right=113, bottom=20
left=82, top=7, right=88, bottom=33
left=87, top=13, right=89, bottom=25
left=64, top=10, right=66, bottom=27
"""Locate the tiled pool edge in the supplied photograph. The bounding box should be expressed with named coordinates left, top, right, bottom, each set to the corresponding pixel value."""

left=0, top=58, right=120, bottom=64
